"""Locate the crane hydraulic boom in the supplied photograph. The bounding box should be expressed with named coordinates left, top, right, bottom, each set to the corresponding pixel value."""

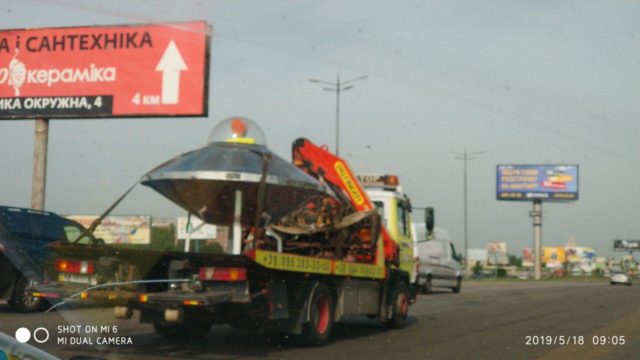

left=291, top=138, right=399, bottom=265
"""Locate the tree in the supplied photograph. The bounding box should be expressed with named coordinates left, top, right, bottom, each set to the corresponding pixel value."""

left=150, top=224, right=178, bottom=251
left=473, top=261, right=483, bottom=275
left=508, top=254, right=522, bottom=267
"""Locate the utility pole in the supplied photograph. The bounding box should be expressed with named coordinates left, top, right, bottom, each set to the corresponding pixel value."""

left=309, top=74, right=367, bottom=156
left=31, top=118, right=49, bottom=210
left=452, top=150, right=485, bottom=267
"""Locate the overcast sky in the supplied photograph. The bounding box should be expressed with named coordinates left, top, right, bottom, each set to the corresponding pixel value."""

left=0, top=0, right=638, bottom=258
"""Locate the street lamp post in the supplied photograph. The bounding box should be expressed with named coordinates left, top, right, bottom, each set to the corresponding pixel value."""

left=452, top=150, right=485, bottom=268
left=309, top=74, right=367, bottom=156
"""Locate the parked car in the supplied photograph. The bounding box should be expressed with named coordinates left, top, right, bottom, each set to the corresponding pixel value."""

left=0, top=206, right=99, bottom=312
left=412, top=225, right=463, bottom=294
left=610, top=271, right=632, bottom=286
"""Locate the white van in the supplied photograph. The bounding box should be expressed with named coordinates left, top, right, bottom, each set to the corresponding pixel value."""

left=412, top=224, right=463, bottom=294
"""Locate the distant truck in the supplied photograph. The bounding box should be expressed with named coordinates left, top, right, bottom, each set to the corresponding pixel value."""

left=412, top=225, right=463, bottom=294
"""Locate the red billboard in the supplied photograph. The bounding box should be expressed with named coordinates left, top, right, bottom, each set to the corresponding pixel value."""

left=0, top=21, right=209, bottom=119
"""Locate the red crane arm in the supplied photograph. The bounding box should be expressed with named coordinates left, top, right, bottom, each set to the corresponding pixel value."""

left=291, top=138, right=399, bottom=264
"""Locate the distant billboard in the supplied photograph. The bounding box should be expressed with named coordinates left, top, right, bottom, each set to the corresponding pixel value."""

left=522, top=247, right=534, bottom=267
left=486, top=242, right=508, bottom=265
left=467, top=249, right=488, bottom=264
left=496, top=164, right=578, bottom=201
left=67, top=215, right=151, bottom=244
left=487, top=242, right=507, bottom=253
left=565, top=247, right=596, bottom=263
left=613, top=239, right=640, bottom=252
left=543, top=247, right=566, bottom=267
left=177, top=216, right=217, bottom=240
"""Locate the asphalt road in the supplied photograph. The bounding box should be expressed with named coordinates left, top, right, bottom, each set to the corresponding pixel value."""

left=1, top=279, right=638, bottom=360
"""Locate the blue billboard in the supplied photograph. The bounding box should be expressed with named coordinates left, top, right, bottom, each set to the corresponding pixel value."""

left=496, top=164, right=579, bottom=201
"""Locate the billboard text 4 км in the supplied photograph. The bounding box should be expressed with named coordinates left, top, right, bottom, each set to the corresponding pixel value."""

left=0, top=21, right=209, bottom=119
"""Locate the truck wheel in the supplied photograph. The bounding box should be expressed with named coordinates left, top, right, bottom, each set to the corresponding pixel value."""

left=153, top=320, right=212, bottom=340
left=421, top=277, right=432, bottom=294
left=11, top=276, right=42, bottom=313
left=302, top=282, right=334, bottom=346
left=452, top=277, right=462, bottom=294
left=386, top=282, right=409, bottom=329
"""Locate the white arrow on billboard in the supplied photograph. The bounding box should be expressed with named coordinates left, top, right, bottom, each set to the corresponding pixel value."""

left=155, top=41, right=188, bottom=104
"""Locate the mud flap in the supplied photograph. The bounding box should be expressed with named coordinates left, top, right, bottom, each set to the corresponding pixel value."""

left=267, top=280, right=319, bottom=335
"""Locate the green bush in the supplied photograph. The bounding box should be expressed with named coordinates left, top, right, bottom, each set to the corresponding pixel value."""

left=473, top=261, right=483, bottom=275
left=150, top=225, right=179, bottom=251
left=199, top=241, right=224, bottom=254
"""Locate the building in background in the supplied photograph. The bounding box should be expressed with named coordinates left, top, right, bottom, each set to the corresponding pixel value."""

left=467, top=249, right=488, bottom=269
left=152, top=217, right=176, bottom=229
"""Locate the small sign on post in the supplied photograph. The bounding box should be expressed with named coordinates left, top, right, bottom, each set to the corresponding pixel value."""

left=613, top=240, right=640, bottom=252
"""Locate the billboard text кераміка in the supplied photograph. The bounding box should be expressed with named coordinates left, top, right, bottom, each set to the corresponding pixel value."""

left=0, top=21, right=209, bottom=119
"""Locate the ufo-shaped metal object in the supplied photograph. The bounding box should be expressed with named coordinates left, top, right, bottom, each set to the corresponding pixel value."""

left=141, top=118, right=326, bottom=225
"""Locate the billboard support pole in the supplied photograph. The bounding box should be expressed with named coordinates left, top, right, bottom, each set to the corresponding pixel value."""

left=31, top=118, right=49, bottom=211
left=532, top=199, right=543, bottom=280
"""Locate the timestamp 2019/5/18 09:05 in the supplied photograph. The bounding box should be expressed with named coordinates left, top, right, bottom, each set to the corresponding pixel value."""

left=525, top=335, right=626, bottom=346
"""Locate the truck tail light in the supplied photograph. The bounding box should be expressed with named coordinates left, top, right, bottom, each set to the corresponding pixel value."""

left=0, top=243, right=4, bottom=253
left=182, top=299, right=204, bottom=306
left=199, top=267, right=247, bottom=282
left=32, top=292, right=61, bottom=299
left=55, top=259, right=94, bottom=274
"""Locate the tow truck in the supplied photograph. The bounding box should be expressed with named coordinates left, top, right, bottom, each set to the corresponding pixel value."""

left=36, top=117, right=425, bottom=345
left=118, top=119, right=427, bottom=345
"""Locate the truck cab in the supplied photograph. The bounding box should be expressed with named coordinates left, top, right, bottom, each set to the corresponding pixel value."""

left=357, top=175, right=416, bottom=282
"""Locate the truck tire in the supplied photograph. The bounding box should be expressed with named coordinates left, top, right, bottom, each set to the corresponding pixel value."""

left=11, top=276, right=43, bottom=313
left=385, top=282, right=409, bottom=329
left=421, top=276, right=432, bottom=294
left=452, top=277, right=462, bottom=294
left=153, top=320, right=212, bottom=340
left=301, top=282, right=334, bottom=346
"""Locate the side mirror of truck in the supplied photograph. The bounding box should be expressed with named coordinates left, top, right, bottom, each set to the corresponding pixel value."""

left=425, top=207, right=435, bottom=236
